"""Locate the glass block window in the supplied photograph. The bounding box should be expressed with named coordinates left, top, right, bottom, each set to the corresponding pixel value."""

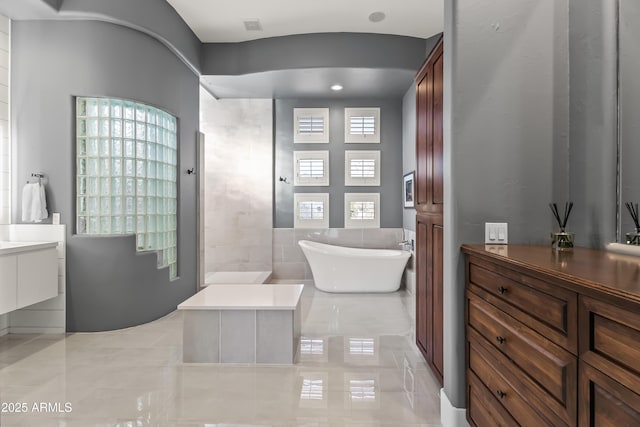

left=294, top=108, right=329, bottom=143
left=294, top=193, right=329, bottom=228
left=344, top=150, right=380, bottom=186
left=76, top=97, right=178, bottom=279
left=344, top=193, right=380, bottom=229
left=345, top=108, right=380, bottom=143
left=294, top=150, right=329, bottom=186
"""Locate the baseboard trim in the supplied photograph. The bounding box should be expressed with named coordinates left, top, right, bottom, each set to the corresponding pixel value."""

left=441, top=388, right=469, bottom=427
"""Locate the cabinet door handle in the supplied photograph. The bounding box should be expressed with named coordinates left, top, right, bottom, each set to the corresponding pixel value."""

left=496, top=336, right=506, bottom=345
left=496, top=390, right=506, bottom=399
left=497, top=286, right=507, bottom=295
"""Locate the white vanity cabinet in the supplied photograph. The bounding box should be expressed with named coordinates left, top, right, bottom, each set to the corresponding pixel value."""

left=0, top=242, right=58, bottom=316
left=0, top=255, right=17, bottom=314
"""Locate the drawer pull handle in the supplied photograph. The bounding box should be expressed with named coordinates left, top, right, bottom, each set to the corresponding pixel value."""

left=496, top=336, right=506, bottom=345
left=497, top=390, right=506, bottom=399
left=497, top=286, right=507, bottom=295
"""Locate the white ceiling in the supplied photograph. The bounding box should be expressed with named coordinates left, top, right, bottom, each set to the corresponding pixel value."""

left=166, top=0, right=443, bottom=42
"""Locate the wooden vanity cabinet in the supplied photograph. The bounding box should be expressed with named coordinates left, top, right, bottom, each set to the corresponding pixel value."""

left=462, top=245, right=640, bottom=427
left=579, top=296, right=640, bottom=426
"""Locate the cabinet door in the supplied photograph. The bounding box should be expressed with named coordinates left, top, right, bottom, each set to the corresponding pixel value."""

left=416, top=213, right=443, bottom=385
left=0, top=255, right=17, bottom=315
left=16, top=248, right=58, bottom=309
left=579, top=361, right=640, bottom=426
left=416, top=37, right=443, bottom=214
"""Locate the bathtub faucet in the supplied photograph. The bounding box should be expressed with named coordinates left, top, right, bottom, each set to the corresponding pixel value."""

left=399, top=240, right=414, bottom=251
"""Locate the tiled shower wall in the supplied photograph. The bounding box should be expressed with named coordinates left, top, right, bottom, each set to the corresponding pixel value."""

left=0, top=15, right=9, bottom=225
left=200, top=91, right=273, bottom=273
left=273, top=227, right=406, bottom=280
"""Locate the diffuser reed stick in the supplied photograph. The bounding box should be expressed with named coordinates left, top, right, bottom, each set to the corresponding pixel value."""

left=549, top=202, right=574, bottom=249
left=625, top=202, right=640, bottom=231
left=549, top=202, right=573, bottom=232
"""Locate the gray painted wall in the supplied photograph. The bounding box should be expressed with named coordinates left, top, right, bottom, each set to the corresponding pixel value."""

left=0, top=0, right=202, bottom=73
left=444, top=0, right=569, bottom=409
left=402, top=84, right=416, bottom=232
left=202, top=33, right=427, bottom=76
left=424, top=33, right=441, bottom=58
left=11, top=20, right=199, bottom=332
left=569, top=0, right=617, bottom=247
left=59, top=0, right=202, bottom=73
left=274, top=98, right=403, bottom=229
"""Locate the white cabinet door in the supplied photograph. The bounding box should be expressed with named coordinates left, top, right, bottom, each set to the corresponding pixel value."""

left=0, top=255, right=17, bottom=315
left=16, top=248, right=57, bottom=309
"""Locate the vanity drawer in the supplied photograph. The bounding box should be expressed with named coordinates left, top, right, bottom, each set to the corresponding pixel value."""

left=467, top=291, right=577, bottom=411
left=467, top=370, right=517, bottom=427
left=468, top=329, right=571, bottom=426
left=580, top=296, right=640, bottom=389
left=469, top=257, right=577, bottom=353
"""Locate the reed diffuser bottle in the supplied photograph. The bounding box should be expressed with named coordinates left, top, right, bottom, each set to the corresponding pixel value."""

left=550, top=202, right=574, bottom=250
left=625, top=202, right=640, bottom=245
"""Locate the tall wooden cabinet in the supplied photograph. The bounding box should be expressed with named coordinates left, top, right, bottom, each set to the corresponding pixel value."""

left=462, top=244, right=640, bottom=426
left=415, top=36, right=444, bottom=385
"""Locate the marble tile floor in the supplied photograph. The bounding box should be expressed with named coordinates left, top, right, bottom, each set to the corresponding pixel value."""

left=0, top=283, right=442, bottom=426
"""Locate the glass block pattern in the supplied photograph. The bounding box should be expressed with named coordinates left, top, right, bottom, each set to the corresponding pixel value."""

left=76, top=97, right=178, bottom=279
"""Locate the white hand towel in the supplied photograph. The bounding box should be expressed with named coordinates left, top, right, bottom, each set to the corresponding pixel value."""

left=21, top=182, right=37, bottom=222
left=21, top=182, right=48, bottom=222
left=36, top=182, right=48, bottom=222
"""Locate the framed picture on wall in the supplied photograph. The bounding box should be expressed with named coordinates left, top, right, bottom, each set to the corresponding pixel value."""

left=403, top=171, right=415, bottom=208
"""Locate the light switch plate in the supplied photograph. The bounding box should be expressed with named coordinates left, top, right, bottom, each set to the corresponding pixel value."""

left=485, top=222, right=508, bottom=244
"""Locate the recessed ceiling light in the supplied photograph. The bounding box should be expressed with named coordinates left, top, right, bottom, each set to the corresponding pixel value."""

left=368, top=12, right=386, bottom=23
left=331, top=84, right=343, bottom=91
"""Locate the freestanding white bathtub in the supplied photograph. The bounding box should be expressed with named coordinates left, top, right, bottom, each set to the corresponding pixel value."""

left=298, top=240, right=411, bottom=293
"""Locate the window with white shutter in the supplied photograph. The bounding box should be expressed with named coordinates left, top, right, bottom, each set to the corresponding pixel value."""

left=294, top=193, right=329, bottom=228
left=345, top=108, right=380, bottom=143
left=344, top=193, right=380, bottom=228
left=294, top=108, right=329, bottom=143
left=344, top=150, right=380, bottom=186
left=294, top=151, right=329, bottom=186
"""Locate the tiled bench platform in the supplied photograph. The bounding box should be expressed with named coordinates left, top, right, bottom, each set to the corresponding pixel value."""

left=203, top=271, right=272, bottom=286
left=178, top=284, right=304, bottom=364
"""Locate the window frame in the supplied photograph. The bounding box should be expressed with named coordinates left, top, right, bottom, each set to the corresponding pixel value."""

left=294, top=193, right=330, bottom=229
left=344, top=193, right=380, bottom=229
left=294, top=108, right=330, bottom=144
left=344, top=150, right=380, bottom=186
left=294, top=150, right=330, bottom=186
left=344, top=108, right=381, bottom=144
